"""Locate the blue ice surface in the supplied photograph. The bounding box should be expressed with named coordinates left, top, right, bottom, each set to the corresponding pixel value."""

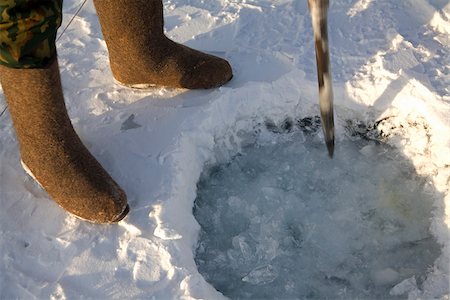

left=194, top=118, right=441, bottom=299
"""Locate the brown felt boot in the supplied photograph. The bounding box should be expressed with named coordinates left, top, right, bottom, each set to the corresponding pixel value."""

left=0, top=58, right=129, bottom=223
left=94, top=0, right=233, bottom=89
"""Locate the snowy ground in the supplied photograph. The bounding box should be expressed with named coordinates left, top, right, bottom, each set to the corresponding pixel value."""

left=0, top=0, right=449, bottom=298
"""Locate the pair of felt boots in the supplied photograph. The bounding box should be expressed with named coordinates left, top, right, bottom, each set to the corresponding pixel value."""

left=0, top=0, right=232, bottom=223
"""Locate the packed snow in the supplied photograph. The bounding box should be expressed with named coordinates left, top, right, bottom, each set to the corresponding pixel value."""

left=0, top=0, right=449, bottom=299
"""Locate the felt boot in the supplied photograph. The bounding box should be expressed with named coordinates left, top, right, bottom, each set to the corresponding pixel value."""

left=94, top=0, right=233, bottom=89
left=0, top=59, right=129, bottom=223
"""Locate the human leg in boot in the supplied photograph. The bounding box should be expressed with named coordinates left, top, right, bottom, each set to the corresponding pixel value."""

left=0, top=59, right=129, bottom=223
left=0, top=0, right=128, bottom=223
left=93, top=0, right=233, bottom=89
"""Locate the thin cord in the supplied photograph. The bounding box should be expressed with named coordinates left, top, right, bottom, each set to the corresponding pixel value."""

left=1, top=0, right=88, bottom=120
left=56, top=0, right=89, bottom=42
left=0, top=105, right=7, bottom=119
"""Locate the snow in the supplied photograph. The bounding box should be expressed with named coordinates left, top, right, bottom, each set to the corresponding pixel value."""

left=0, top=0, right=449, bottom=298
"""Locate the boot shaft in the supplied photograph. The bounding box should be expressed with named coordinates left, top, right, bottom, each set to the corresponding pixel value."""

left=94, top=0, right=165, bottom=59
left=0, top=59, right=73, bottom=144
left=0, top=59, right=129, bottom=223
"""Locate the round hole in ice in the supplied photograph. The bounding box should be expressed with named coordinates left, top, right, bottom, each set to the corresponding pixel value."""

left=193, top=117, right=442, bottom=299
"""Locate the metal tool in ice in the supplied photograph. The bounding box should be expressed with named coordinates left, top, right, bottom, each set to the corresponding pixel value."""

left=308, top=0, right=335, bottom=157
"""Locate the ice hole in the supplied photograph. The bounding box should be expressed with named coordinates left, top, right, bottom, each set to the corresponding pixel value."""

left=193, top=117, right=442, bottom=299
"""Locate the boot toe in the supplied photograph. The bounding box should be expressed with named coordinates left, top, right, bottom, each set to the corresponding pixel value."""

left=113, top=204, right=130, bottom=222
left=181, top=56, right=233, bottom=89
left=86, top=184, right=129, bottom=224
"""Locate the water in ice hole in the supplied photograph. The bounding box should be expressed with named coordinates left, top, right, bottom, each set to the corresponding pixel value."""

left=193, top=117, right=442, bottom=299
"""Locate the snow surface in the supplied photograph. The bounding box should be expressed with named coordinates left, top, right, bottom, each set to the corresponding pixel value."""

left=0, top=0, right=449, bottom=298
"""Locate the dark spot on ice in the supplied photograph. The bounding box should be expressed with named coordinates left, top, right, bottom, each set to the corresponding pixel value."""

left=265, top=118, right=294, bottom=134
left=325, top=275, right=352, bottom=287
left=297, top=116, right=322, bottom=134
left=121, top=114, right=142, bottom=131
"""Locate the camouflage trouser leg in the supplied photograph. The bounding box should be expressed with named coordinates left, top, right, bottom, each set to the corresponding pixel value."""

left=0, top=0, right=62, bottom=68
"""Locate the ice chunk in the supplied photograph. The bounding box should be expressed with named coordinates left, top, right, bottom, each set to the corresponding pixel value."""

left=242, top=265, right=278, bottom=285
left=359, top=144, right=378, bottom=156
left=390, top=277, right=417, bottom=296
left=370, top=268, right=400, bottom=286
left=231, top=236, right=253, bottom=262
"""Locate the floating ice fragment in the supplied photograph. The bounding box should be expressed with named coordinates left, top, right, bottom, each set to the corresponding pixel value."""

left=232, top=236, right=253, bottom=262
left=242, top=265, right=278, bottom=285
left=359, top=144, right=377, bottom=157
left=389, top=276, right=417, bottom=296
left=370, top=268, right=400, bottom=286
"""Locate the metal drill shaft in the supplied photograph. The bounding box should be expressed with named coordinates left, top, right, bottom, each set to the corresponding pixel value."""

left=308, top=0, right=335, bottom=157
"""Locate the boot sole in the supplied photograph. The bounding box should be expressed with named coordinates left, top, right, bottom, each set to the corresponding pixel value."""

left=114, top=78, right=158, bottom=90
left=113, top=75, right=234, bottom=90
left=20, top=160, right=129, bottom=224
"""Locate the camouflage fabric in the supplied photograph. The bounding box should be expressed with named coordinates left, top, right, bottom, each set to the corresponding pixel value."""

left=0, top=0, right=62, bottom=68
